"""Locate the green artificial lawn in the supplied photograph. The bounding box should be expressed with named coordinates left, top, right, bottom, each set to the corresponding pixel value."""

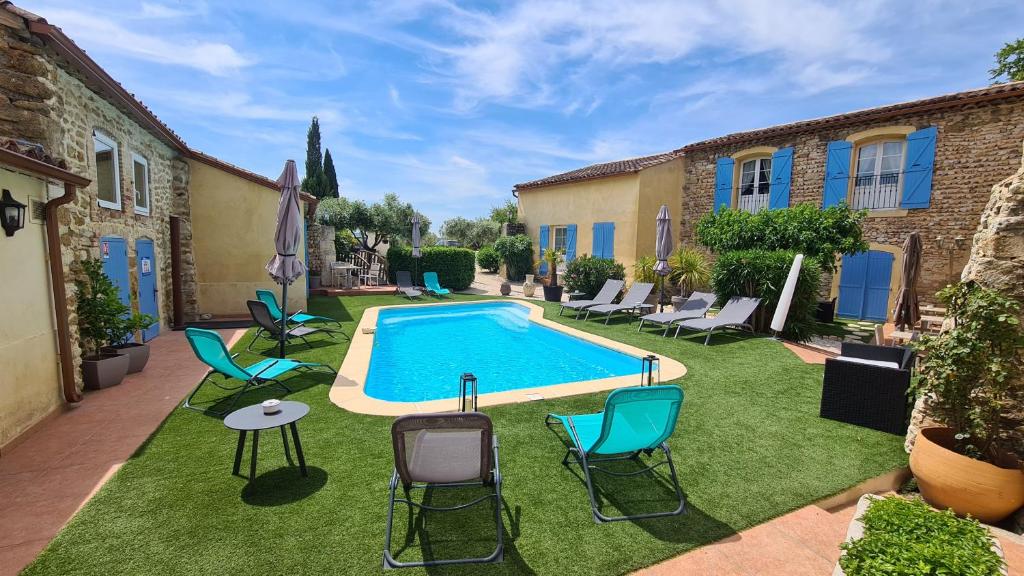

left=23, top=294, right=908, bottom=576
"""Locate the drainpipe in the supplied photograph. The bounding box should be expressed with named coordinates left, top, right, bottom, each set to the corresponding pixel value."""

left=169, top=216, right=184, bottom=329
left=45, top=181, right=81, bottom=403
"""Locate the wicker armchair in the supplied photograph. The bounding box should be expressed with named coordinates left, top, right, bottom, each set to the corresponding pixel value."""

left=819, top=342, right=916, bottom=435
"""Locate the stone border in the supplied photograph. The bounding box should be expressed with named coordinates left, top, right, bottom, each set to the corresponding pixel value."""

left=329, top=299, right=687, bottom=415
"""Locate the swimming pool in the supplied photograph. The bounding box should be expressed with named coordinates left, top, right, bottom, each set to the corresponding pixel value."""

left=364, top=301, right=644, bottom=402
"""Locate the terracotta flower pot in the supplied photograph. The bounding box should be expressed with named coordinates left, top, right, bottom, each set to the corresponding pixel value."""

left=102, top=342, right=150, bottom=373
left=81, top=353, right=130, bottom=390
left=910, top=427, right=1024, bottom=524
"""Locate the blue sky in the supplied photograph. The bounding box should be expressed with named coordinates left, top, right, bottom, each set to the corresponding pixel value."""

left=21, top=0, right=1024, bottom=226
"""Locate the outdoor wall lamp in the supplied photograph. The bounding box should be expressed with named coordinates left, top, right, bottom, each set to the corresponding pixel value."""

left=934, top=235, right=966, bottom=251
left=1, top=189, right=26, bottom=237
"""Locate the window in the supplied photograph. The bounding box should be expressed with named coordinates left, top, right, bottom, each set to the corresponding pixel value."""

left=93, top=130, right=121, bottom=210
left=552, top=226, right=567, bottom=252
left=852, top=140, right=904, bottom=210
left=131, top=153, right=150, bottom=215
left=737, top=157, right=771, bottom=213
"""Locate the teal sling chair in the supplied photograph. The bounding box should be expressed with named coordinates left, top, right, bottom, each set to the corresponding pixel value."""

left=422, top=272, right=451, bottom=298
left=545, top=385, right=686, bottom=523
left=182, top=328, right=336, bottom=415
left=255, top=289, right=343, bottom=332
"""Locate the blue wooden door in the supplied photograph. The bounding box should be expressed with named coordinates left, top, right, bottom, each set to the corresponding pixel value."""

left=135, top=239, right=160, bottom=341
left=100, top=236, right=130, bottom=308
left=837, top=250, right=893, bottom=321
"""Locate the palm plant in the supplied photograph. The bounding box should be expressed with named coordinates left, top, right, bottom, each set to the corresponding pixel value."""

left=543, top=248, right=563, bottom=286
left=667, top=248, right=711, bottom=296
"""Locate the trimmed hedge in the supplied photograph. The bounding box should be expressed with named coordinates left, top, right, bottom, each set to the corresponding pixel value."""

left=710, top=249, right=822, bottom=341
left=386, top=245, right=476, bottom=290
left=493, top=234, right=533, bottom=281
left=563, top=255, right=626, bottom=299
left=476, top=245, right=501, bottom=273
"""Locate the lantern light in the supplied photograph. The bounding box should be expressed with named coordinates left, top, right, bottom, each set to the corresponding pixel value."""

left=1, top=189, right=26, bottom=237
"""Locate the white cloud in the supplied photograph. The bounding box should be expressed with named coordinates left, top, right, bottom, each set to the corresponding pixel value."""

left=388, top=85, right=403, bottom=109
left=42, top=8, right=251, bottom=76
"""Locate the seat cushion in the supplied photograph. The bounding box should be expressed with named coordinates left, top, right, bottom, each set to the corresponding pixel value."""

left=407, top=429, right=483, bottom=483
left=835, top=356, right=901, bottom=370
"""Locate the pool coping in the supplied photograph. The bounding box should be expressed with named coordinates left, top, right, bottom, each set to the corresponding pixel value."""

left=329, top=298, right=687, bottom=415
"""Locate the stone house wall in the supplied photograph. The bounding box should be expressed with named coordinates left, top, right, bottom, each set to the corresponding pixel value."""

left=0, top=15, right=195, bottom=391
left=679, top=98, right=1024, bottom=310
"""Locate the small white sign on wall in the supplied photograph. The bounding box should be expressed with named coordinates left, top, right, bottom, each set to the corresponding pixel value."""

left=141, top=257, right=152, bottom=275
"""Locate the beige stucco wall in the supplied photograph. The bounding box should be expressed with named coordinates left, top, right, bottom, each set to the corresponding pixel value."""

left=636, top=157, right=684, bottom=258
left=0, top=168, right=62, bottom=447
left=517, top=173, right=641, bottom=277
left=188, top=159, right=307, bottom=317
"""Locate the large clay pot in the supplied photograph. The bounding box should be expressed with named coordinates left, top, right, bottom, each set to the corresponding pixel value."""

left=81, top=353, right=130, bottom=390
left=910, top=427, right=1024, bottom=523
left=102, top=342, right=150, bottom=373
left=499, top=281, right=511, bottom=296
left=522, top=274, right=536, bottom=297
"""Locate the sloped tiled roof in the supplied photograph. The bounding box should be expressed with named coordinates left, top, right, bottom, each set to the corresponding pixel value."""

left=678, top=81, right=1024, bottom=153
left=514, top=151, right=681, bottom=191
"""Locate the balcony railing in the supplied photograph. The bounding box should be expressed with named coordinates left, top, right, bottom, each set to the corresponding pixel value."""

left=851, top=172, right=901, bottom=210
left=737, top=184, right=770, bottom=213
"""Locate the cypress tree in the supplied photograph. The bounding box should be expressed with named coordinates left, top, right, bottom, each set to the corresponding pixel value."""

left=301, top=116, right=326, bottom=197
left=323, top=148, right=339, bottom=198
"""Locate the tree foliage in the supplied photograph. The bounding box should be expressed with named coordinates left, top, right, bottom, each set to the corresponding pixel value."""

left=301, top=116, right=331, bottom=199
left=991, top=38, right=1024, bottom=83
left=441, top=216, right=500, bottom=249
left=696, top=204, right=867, bottom=273
left=489, top=199, right=519, bottom=224
left=476, top=245, right=501, bottom=272
left=316, top=193, right=430, bottom=251
left=75, top=259, right=156, bottom=357
left=492, top=234, right=533, bottom=281
left=323, top=148, right=339, bottom=198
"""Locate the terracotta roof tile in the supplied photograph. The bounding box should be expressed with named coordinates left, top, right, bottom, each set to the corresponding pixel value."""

left=678, top=81, right=1024, bottom=153
left=514, top=151, right=681, bottom=190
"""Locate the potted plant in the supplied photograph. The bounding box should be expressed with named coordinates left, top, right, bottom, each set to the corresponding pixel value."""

left=909, top=281, right=1024, bottom=523
left=76, top=259, right=132, bottom=389
left=101, top=312, right=157, bottom=373
left=309, top=268, right=321, bottom=290
left=541, top=248, right=564, bottom=302
left=668, top=247, right=710, bottom=310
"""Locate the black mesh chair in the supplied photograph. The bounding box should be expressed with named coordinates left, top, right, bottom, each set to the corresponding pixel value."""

left=245, top=300, right=339, bottom=352
left=819, top=342, right=916, bottom=435
left=383, top=412, right=503, bottom=569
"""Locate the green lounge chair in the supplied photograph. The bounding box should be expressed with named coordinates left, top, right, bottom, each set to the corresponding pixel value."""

left=255, top=289, right=342, bottom=329
left=182, top=327, right=336, bottom=415
left=422, top=271, right=451, bottom=297
left=545, top=385, right=686, bottom=523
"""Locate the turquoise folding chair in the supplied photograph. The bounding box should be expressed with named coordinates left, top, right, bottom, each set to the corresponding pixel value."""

left=422, top=272, right=451, bottom=297
left=255, top=289, right=343, bottom=331
left=182, top=328, right=336, bottom=416
left=545, top=385, right=686, bottom=523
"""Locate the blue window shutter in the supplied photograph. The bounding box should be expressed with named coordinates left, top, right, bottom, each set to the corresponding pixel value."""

left=592, top=222, right=603, bottom=258
left=565, top=224, right=577, bottom=261
left=605, top=223, right=615, bottom=260
left=900, top=126, right=937, bottom=209
left=538, top=224, right=549, bottom=276
left=822, top=141, right=853, bottom=208
left=768, top=147, right=793, bottom=210
left=713, top=157, right=734, bottom=213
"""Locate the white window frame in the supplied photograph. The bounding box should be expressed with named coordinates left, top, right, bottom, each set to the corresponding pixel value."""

left=93, top=130, right=121, bottom=211
left=736, top=157, right=772, bottom=213
left=552, top=225, right=568, bottom=253
left=852, top=140, right=905, bottom=210
left=130, top=152, right=151, bottom=216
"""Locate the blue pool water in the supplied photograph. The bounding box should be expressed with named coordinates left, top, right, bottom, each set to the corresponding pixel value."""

left=365, top=301, right=643, bottom=402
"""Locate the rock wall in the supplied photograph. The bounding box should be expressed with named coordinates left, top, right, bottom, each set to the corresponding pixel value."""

left=0, top=14, right=196, bottom=391
left=680, top=100, right=1024, bottom=307
left=905, top=139, right=1024, bottom=452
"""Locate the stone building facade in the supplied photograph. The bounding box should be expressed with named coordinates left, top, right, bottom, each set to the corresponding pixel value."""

left=677, top=84, right=1024, bottom=319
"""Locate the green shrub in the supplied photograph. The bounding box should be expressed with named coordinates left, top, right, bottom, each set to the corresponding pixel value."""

left=386, top=245, right=476, bottom=290
left=710, top=249, right=821, bottom=341
left=634, top=255, right=657, bottom=283
left=911, top=282, right=1024, bottom=462
left=476, top=245, right=501, bottom=273
left=563, top=255, right=625, bottom=298
left=668, top=247, right=711, bottom=296
left=75, top=258, right=156, bottom=357
left=696, top=204, right=867, bottom=273
left=840, top=496, right=1003, bottom=576
left=493, top=234, right=533, bottom=281
left=334, top=229, right=359, bottom=261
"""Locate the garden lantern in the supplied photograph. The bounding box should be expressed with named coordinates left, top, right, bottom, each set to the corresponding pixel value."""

left=459, top=372, right=479, bottom=412
left=1, top=189, right=26, bottom=237
left=641, top=354, right=659, bottom=386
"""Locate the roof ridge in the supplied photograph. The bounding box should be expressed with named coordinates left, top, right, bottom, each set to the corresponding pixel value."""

left=514, top=150, right=681, bottom=190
